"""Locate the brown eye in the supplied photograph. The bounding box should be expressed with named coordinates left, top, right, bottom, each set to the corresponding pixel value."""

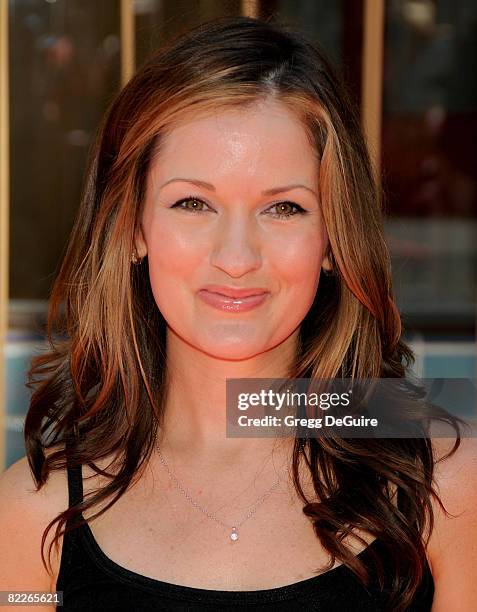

left=268, top=201, right=305, bottom=218
left=171, top=197, right=209, bottom=212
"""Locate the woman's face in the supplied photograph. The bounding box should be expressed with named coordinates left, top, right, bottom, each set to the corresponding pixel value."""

left=137, top=98, right=330, bottom=360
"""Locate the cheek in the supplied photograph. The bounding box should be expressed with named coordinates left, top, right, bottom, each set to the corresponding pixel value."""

left=143, top=220, right=206, bottom=308
left=267, top=229, right=324, bottom=297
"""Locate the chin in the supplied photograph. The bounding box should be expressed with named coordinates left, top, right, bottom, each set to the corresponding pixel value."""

left=197, top=339, right=270, bottom=361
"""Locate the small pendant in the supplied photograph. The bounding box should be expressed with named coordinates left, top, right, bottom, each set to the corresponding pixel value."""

left=230, top=527, right=238, bottom=541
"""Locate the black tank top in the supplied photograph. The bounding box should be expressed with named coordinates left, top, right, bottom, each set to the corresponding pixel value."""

left=56, top=459, right=435, bottom=611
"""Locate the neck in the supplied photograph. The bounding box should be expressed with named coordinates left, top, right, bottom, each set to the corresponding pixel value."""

left=157, top=326, right=300, bottom=466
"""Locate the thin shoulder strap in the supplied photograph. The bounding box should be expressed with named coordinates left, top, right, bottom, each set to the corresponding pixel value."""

left=64, top=433, right=84, bottom=508
left=56, top=433, right=84, bottom=589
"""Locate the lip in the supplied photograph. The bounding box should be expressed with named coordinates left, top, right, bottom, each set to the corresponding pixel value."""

left=197, top=288, right=270, bottom=313
left=200, top=285, right=270, bottom=299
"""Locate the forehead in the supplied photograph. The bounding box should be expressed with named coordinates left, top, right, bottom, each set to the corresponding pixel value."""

left=150, top=99, right=319, bottom=186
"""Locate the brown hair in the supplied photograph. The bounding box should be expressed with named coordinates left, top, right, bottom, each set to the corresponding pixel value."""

left=24, top=15, right=466, bottom=610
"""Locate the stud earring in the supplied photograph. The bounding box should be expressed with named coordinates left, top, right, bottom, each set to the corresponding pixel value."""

left=131, top=249, right=142, bottom=265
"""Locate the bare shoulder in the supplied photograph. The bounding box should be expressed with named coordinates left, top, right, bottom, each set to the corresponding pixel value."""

left=430, top=435, right=477, bottom=505
left=427, top=435, right=477, bottom=610
left=0, top=441, right=122, bottom=608
left=0, top=446, right=69, bottom=595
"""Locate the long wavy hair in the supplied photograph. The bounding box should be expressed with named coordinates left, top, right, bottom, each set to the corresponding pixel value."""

left=24, top=15, right=466, bottom=610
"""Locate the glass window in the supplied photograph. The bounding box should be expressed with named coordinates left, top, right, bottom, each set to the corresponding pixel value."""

left=6, top=0, right=121, bottom=466
left=382, top=0, right=477, bottom=339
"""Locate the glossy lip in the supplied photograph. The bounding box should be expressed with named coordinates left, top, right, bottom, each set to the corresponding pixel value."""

left=199, top=285, right=270, bottom=298
left=197, top=288, right=270, bottom=313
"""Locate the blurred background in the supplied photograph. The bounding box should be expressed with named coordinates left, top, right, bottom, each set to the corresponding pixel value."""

left=0, top=0, right=475, bottom=469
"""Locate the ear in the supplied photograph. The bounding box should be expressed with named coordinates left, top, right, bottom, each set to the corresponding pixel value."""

left=321, top=241, right=333, bottom=272
left=321, top=253, right=332, bottom=271
left=134, top=223, right=148, bottom=259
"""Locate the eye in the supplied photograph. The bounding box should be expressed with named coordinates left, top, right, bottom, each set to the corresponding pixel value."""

left=170, top=196, right=211, bottom=213
left=266, top=201, right=306, bottom=219
left=170, top=196, right=306, bottom=219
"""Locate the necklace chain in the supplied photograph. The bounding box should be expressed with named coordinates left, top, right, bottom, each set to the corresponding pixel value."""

left=157, top=445, right=281, bottom=541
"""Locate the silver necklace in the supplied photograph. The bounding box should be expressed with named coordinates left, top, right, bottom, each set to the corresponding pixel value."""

left=157, top=446, right=281, bottom=542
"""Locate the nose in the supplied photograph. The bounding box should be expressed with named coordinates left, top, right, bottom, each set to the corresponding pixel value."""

left=209, top=210, right=262, bottom=278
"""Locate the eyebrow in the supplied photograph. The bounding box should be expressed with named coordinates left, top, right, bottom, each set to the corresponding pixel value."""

left=159, top=177, right=318, bottom=198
